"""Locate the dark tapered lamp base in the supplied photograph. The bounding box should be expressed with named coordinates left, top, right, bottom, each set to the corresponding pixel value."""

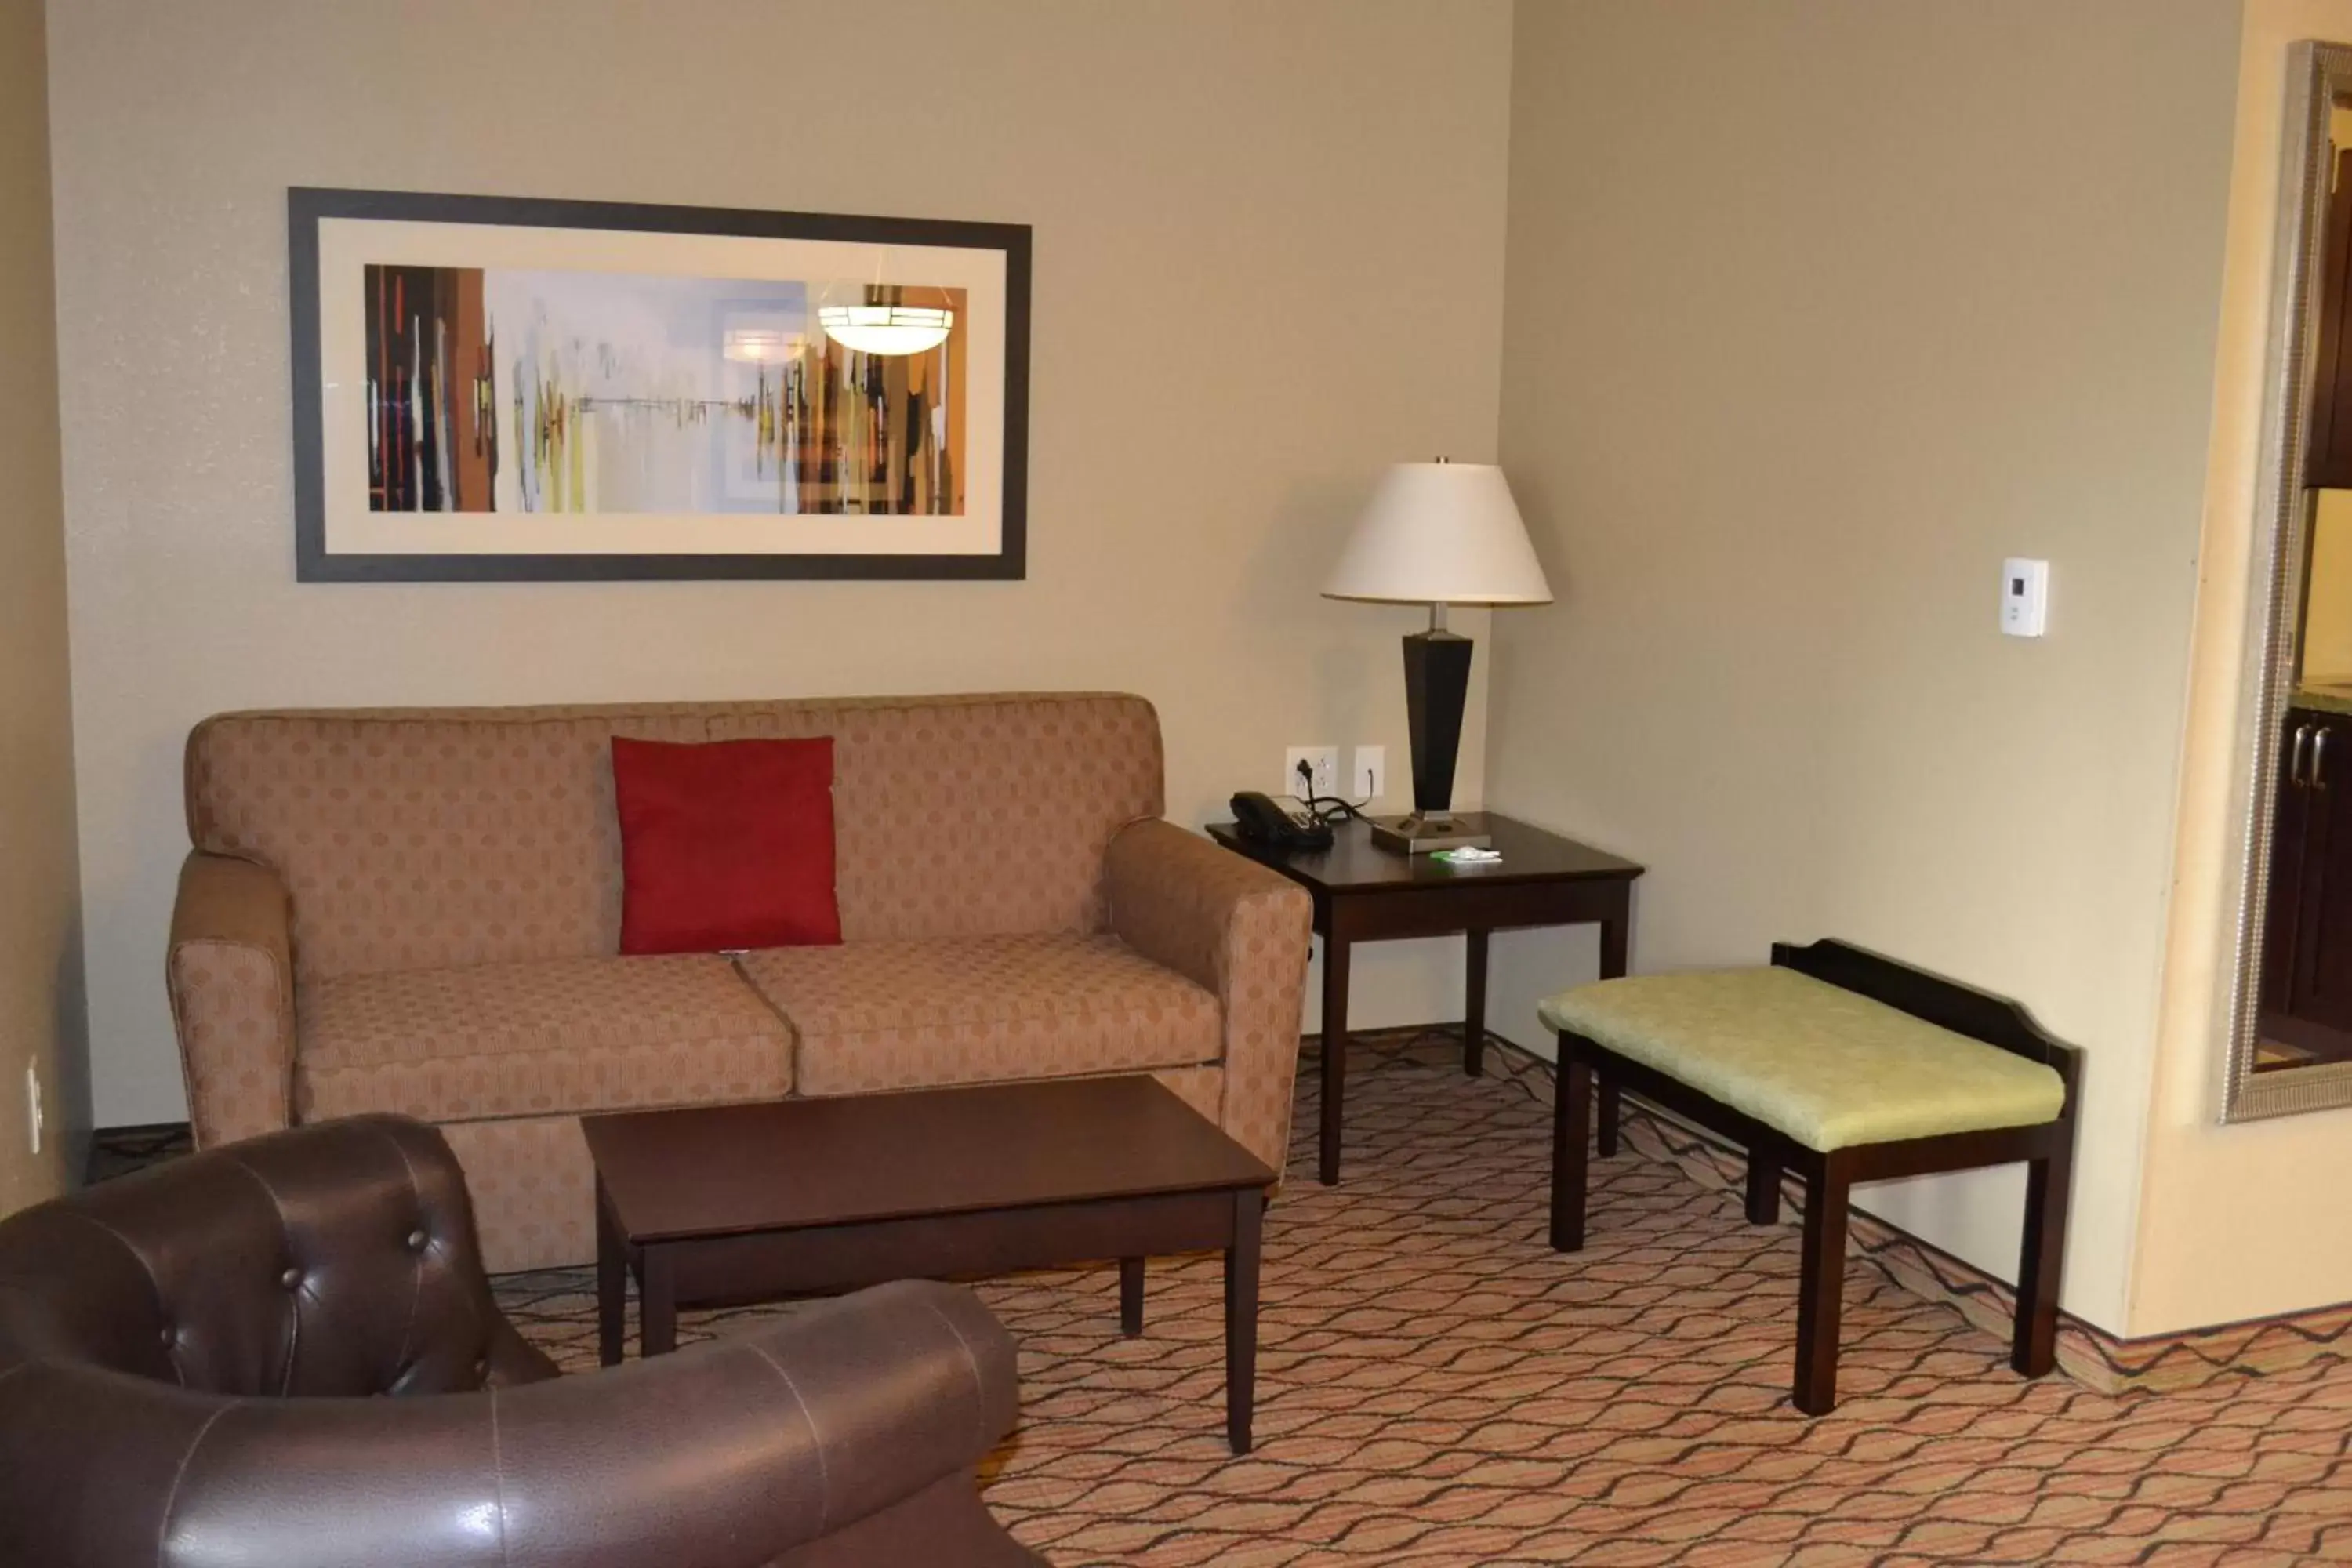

left=1370, top=626, right=1485, bottom=854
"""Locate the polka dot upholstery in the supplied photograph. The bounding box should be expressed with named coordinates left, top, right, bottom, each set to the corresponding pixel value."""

left=295, top=953, right=793, bottom=1123
left=739, top=931, right=1221, bottom=1098
left=169, top=694, right=1313, bottom=1273
left=183, top=694, right=1166, bottom=982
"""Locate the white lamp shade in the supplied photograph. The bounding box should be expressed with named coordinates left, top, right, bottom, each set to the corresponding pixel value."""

left=1322, top=462, right=1552, bottom=606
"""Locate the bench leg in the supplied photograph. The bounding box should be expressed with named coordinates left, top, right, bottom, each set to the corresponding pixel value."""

left=1744, top=1148, right=1782, bottom=1225
left=2013, top=1139, right=2073, bottom=1377
left=1792, top=1156, right=1850, bottom=1415
left=1597, top=1077, right=1621, bottom=1157
left=1549, top=1034, right=1592, bottom=1252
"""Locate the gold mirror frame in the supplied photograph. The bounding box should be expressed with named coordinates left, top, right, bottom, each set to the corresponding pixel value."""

left=2223, top=42, right=2352, bottom=1120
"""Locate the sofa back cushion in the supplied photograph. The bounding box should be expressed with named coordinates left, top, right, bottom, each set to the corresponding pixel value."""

left=186, top=694, right=1164, bottom=982
left=707, top=695, right=1163, bottom=944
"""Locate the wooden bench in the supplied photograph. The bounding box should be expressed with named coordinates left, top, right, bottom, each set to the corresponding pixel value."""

left=1541, top=938, right=2081, bottom=1414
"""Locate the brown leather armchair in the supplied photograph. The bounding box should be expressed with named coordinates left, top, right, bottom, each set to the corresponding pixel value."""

left=0, top=1115, right=1043, bottom=1567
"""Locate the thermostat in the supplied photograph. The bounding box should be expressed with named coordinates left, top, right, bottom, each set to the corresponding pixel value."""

left=2001, top=558, right=2049, bottom=638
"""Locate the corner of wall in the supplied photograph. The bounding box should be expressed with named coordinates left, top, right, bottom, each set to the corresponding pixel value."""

left=0, top=0, right=88, bottom=1212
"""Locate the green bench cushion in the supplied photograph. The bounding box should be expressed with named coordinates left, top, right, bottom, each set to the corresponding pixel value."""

left=1537, top=967, right=2065, bottom=1153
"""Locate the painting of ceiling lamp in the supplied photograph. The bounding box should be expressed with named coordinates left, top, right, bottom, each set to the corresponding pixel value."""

left=721, top=326, right=807, bottom=363
left=817, top=285, right=955, bottom=356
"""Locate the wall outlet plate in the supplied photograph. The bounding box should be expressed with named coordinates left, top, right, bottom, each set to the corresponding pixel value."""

left=1283, top=746, right=1338, bottom=799
left=1351, top=744, right=1386, bottom=803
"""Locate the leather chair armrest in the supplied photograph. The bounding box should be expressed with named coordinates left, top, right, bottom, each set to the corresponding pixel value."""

left=0, top=1279, right=1022, bottom=1568
left=1105, top=818, right=1313, bottom=1175
left=474, top=1279, right=1022, bottom=1565
left=166, top=851, right=297, bottom=1147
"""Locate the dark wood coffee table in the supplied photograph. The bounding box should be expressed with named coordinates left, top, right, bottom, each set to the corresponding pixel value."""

left=581, top=1075, right=1277, bottom=1452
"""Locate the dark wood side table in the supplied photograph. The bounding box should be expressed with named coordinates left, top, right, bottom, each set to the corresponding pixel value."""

left=1208, top=811, right=1644, bottom=1185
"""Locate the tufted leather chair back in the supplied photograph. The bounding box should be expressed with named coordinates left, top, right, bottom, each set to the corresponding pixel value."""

left=0, top=1115, right=535, bottom=1399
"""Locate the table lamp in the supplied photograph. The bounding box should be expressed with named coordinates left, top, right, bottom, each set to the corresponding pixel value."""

left=1323, top=460, right=1552, bottom=852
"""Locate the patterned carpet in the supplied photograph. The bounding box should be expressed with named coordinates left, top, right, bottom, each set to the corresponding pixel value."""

left=496, top=1036, right=2352, bottom=1566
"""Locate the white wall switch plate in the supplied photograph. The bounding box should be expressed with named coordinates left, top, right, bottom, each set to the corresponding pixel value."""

left=2001, top=557, right=2049, bottom=637
left=25, top=1064, right=42, bottom=1156
left=1351, top=745, right=1386, bottom=804
left=1283, top=746, right=1338, bottom=799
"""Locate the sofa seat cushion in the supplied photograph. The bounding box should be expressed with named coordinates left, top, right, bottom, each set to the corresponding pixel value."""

left=738, top=933, right=1220, bottom=1097
left=296, top=954, right=793, bottom=1124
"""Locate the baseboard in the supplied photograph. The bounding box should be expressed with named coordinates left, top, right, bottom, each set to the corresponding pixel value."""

left=87, top=1121, right=192, bottom=1185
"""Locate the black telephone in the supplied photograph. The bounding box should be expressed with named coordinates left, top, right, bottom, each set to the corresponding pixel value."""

left=1229, top=791, right=1334, bottom=851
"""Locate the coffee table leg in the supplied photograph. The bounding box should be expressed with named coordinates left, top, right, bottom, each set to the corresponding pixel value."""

left=641, top=1244, right=677, bottom=1359
left=1120, top=1256, right=1145, bottom=1337
left=1225, top=1189, right=1263, bottom=1454
left=596, top=1177, right=624, bottom=1367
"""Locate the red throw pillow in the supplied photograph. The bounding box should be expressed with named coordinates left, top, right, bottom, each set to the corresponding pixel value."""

left=611, top=736, right=842, bottom=956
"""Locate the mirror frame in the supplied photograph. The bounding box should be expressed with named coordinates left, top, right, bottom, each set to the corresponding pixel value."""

left=2223, top=41, right=2352, bottom=1120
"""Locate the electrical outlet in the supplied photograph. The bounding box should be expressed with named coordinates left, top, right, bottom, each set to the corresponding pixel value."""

left=1283, top=746, right=1338, bottom=800
left=1351, top=745, right=1386, bottom=803
left=24, top=1064, right=41, bottom=1156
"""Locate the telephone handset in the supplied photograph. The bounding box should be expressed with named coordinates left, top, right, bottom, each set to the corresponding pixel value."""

left=1229, top=791, right=1334, bottom=851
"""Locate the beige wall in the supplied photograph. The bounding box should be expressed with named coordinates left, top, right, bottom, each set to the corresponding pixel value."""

left=1487, top=0, right=2240, bottom=1335
left=2301, top=491, right=2352, bottom=682
left=2296, top=118, right=2352, bottom=686
left=2303, top=113, right=2352, bottom=685
left=0, top=0, right=84, bottom=1210
left=2136, top=0, right=2352, bottom=1337
left=47, top=0, right=1514, bottom=1125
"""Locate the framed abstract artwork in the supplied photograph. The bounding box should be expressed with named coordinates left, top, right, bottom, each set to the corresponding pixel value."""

left=287, top=187, right=1030, bottom=581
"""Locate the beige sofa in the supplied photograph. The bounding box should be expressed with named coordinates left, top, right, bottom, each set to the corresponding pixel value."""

left=166, top=692, right=1313, bottom=1271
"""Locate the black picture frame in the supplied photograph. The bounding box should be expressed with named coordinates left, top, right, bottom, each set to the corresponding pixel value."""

left=288, top=187, right=1031, bottom=583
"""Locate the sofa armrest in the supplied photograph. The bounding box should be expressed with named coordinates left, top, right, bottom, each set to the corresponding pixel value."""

left=0, top=1280, right=1029, bottom=1568
left=166, top=851, right=296, bottom=1148
left=1105, top=818, right=1313, bottom=1176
